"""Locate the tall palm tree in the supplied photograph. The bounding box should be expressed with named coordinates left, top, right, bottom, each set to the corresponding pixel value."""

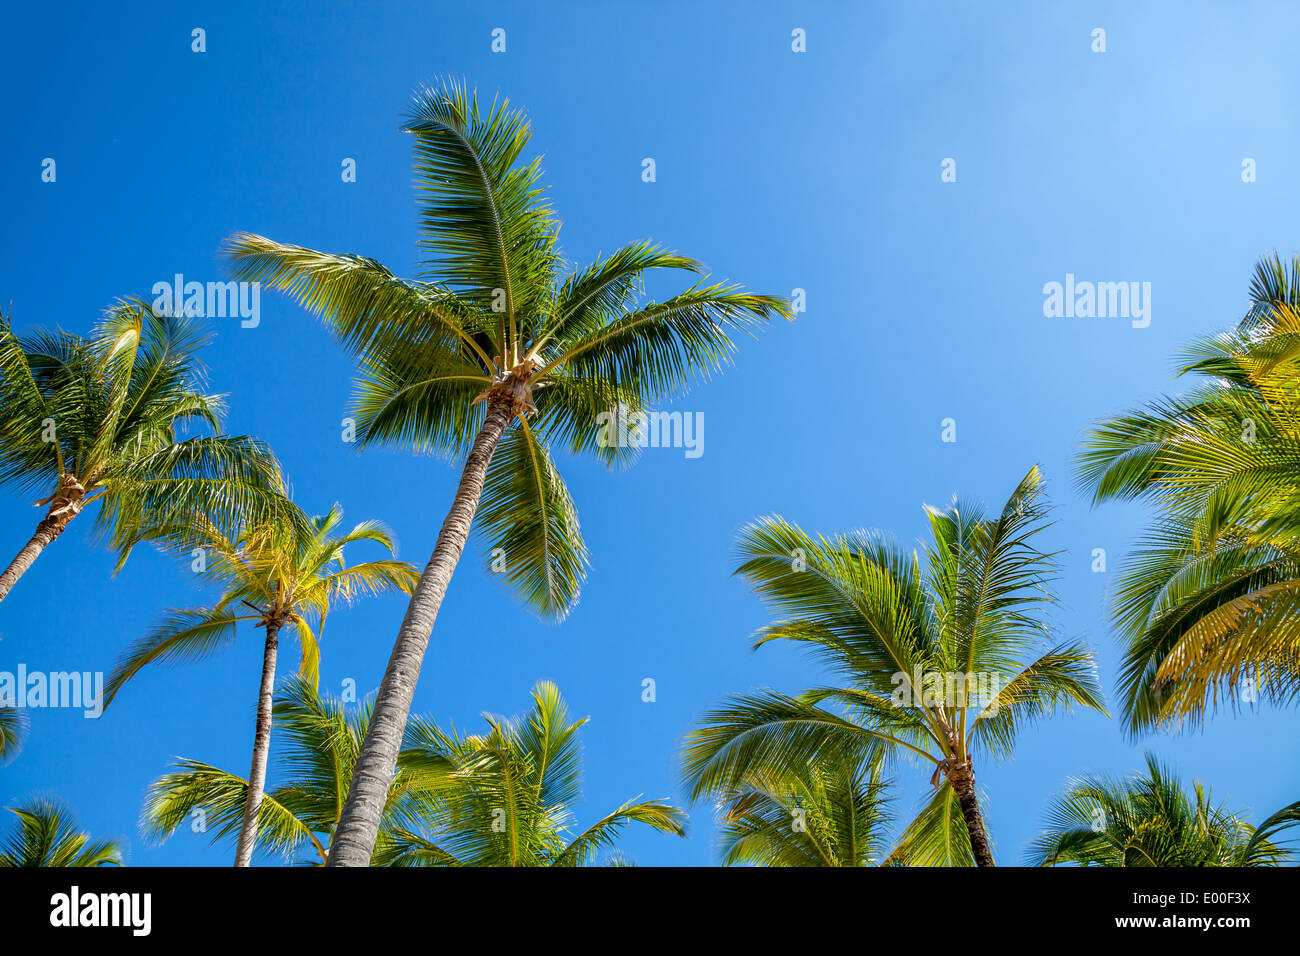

left=105, top=505, right=417, bottom=866
left=0, top=303, right=286, bottom=604
left=142, top=678, right=453, bottom=866
left=0, top=797, right=122, bottom=867
left=0, top=707, right=25, bottom=762
left=224, top=80, right=789, bottom=865
left=683, top=467, right=1107, bottom=866
left=1029, top=753, right=1300, bottom=866
left=1078, top=254, right=1300, bottom=732
left=374, top=681, right=686, bottom=866
left=711, top=751, right=896, bottom=867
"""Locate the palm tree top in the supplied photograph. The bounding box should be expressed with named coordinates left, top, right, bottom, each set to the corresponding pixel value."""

left=381, top=680, right=686, bottom=866
left=104, top=502, right=418, bottom=706
left=1076, top=253, right=1300, bottom=733
left=0, top=797, right=123, bottom=867
left=0, top=300, right=287, bottom=557
left=685, top=468, right=1106, bottom=867
left=1029, top=752, right=1300, bottom=867
left=225, top=79, right=791, bottom=621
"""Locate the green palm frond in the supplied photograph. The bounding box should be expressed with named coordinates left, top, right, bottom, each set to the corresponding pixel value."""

left=0, top=797, right=122, bottom=867
left=535, top=283, right=789, bottom=400
left=683, top=692, right=901, bottom=801
left=403, top=80, right=560, bottom=349
left=1241, top=798, right=1300, bottom=865
left=551, top=799, right=687, bottom=867
left=1029, top=753, right=1295, bottom=867
left=884, top=783, right=976, bottom=867
left=970, top=640, right=1108, bottom=757
left=1079, top=254, right=1300, bottom=731
left=715, top=756, right=895, bottom=867
left=0, top=707, right=27, bottom=762
left=476, top=420, right=587, bottom=619
left=389, top=681, right=686, bottom=866
left=141, top=759, right=322, bottom=863
left=106, top=503, right=417, bottom=706
left=104, top=606, right=249, bottom=706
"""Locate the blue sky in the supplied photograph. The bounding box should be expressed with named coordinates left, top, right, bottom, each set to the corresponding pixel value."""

left=2, top=0, right=1298, bottom=866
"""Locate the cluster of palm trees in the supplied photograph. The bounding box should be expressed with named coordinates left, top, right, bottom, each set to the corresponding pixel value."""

left=1, top=80, right=1297, bottom=866
left=0, top=80, right=782, bottom=867
left=683, top=463, right=1299, bottom=866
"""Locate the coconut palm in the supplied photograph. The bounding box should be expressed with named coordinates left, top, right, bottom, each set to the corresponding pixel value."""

left=142, top=678, right=452, bottom=865
left=1029, top=753, right=1300, bottom=866
left=0, top=707, right=25, bottom=762
left=105, top=504, right=418, bottom=866
left=683, top=467, right=1107, bottom=866
left=1078, top=254, right=1300, bottom=732
left=0, top=303, right=286, bottom=604
left=374, top=681, right=686, bottom=866
left=711, top=750, right=897, bottom=867
left=224, top=80, right=789, bottom=865
left=0, top=797, right=122, bottom=867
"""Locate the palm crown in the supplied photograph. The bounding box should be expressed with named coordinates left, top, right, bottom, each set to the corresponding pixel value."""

left=0, top=798, right=122, bottom=867
left=684, top=467, right=1106, bottom=866
left=376, top=681, right=686, bottom=866
left=1028, top=753, right=1300, bottom=867
left=226, top=81, right=789, bottom=619
left=104, top=503, right=417, bottom=704
left=0, top=302, right=286, bottom=601
left=712, top=751, right=896, bottom=867
left=1078, top=254, right=1300, bottom=732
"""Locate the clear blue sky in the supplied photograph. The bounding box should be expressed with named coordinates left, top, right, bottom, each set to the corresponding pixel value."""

left=2, top=1, right=1297, bottom=866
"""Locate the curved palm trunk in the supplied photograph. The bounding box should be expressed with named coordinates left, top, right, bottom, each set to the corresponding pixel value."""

left=327, top=400, right=515, bottom=866
left=947, top=761, right=995, bottom=867
left=0, top=512, right=76, bottom=604
left=234, top=620, right=281, bottom=867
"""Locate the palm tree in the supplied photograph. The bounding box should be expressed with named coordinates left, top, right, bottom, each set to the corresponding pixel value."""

left=105, top=504, right=417, bottom=866
left=0, top=797, right=122, bottom=866
left=224, top=80, right=789, bottom=865
left=142, top=678, right=452, bottom=865
left=374, top=681, right=686, bottom=866
left=1078, top=254, right=1300, bottom=732
left=711, top=751, right=896, bottom=867
left=0, top=303, right=286, bottom=604
left=683, top=467, right=1106, bottom=866
left=1029, top=753, right=1300, bottom=866
left=0, top=707, right=25, bottom=762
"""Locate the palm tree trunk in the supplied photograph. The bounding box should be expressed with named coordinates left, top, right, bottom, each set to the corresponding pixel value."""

left=947, top=760, right=995, bottom=867
left=0, top=512, right=75, bottom=604
left=234, top=620, right=281, bottom=867
left=327, top=399, right=515, bottom=866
